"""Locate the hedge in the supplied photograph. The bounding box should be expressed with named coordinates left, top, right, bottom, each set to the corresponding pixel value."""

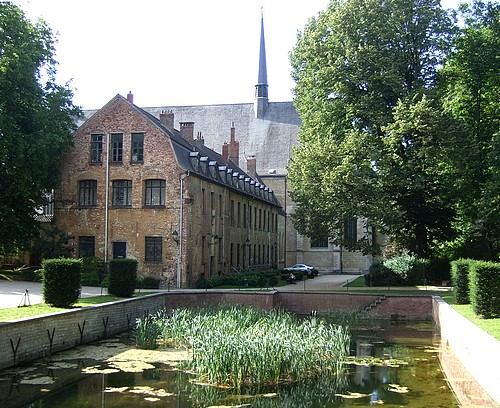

left=42, top=258, right=82, bottom=307
left=81, top=256, right=105, bottom=286
left=108, top=258, right=138, bottom=298
left=469, top=261, right=500, bottom=319
left=450, top=259, right=473, bottom=304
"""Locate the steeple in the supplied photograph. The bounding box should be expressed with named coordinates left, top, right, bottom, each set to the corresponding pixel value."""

left=254, top=8, right=269, bottom=119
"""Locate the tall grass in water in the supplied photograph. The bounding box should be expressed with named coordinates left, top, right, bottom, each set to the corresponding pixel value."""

left=135, top=305, right=350, bottom=389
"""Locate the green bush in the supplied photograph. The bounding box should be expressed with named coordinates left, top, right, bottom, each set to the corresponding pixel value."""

left=451, top=259, right=473, bottom=304
left=369, top=262, right=396, bottom=286
left=195, top=275, right=210, bottom=289
left=382, top=253, right=429, bottom=285
left=81, top=256, right=105, bottom=286
left=139, top=276, right=160, bottom=289
left=42, top=258, right=82, bottom=307
left=469, top=261, right=500, bottom=318
left=108, top=258, right=137, bottom=298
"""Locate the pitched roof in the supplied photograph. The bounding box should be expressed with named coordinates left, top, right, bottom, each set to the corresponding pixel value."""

left=80, top=94, right=283, bottom=209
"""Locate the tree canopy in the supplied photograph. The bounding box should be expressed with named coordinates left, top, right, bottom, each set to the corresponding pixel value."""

left=289, top=0, right=499, bottom=260
left=0, top=2, right=81, bottom=255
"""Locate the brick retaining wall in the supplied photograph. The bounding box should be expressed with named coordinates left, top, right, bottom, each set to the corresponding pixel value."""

left=2, top=291, right=499, bottom=406
left=0, top=293, right=166, bottom=370
left=0, top=290, right=433, bottom=370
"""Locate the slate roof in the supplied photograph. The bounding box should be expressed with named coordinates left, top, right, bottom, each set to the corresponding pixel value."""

left=98, top=95, right=283, bottom=210
left=78, top=101, right=300, bottom=177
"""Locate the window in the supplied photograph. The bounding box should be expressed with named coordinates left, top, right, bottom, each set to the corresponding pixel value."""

left=79, top=236, right=95, bottom=257
left=145, top=237, right=162, bottom=262
left=131, top=133, right=144, bottom=163
left=145, top=179, right=166, bottom=206
left=344, top=217, right=358, bottom=243
left=91, top=134, right=103, bottom=163
left=230, top=200, right=235, bottom=226
left=79, top=180, right=97, bottom=207
left=111, top=133, right=123, bottom=163
left=112, top=180, right=132, bottom=207
left=311, top=237, right=329, bottom=248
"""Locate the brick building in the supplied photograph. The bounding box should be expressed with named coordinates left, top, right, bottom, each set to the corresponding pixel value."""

left=76, top=13, right=384, bottom=274
left=55, top=94, right=284, bottom=288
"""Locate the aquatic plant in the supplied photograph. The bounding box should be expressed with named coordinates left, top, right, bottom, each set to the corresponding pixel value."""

left=136, top=305, right=350, bottom=389
left=135, top=314, right=162, bottom=349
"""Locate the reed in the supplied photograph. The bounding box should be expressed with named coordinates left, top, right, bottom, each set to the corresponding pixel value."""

left=136, top=305, right=350, bottom=389
left=135, top=314, right=162, bottom=349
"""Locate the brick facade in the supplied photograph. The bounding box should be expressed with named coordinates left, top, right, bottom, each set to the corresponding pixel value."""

left=55, top=95, right=283, bottom=287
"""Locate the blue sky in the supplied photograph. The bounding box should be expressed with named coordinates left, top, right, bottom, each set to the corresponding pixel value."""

left=15, top=0, right=459, bottom=109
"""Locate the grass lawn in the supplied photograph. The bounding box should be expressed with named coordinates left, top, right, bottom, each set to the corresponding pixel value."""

left=0, top=293, right=153, bottom=322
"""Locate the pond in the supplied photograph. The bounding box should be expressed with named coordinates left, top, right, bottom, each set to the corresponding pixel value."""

left=0, top=320, right=459, bottom=407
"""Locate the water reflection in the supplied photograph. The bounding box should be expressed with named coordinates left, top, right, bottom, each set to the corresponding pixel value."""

left=0, top=321, right=461, bottom=407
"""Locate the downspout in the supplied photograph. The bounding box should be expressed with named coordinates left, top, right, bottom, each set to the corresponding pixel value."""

left=104, top=133, right=110, bottom=264
left=177, top=172, right=189, bottom=288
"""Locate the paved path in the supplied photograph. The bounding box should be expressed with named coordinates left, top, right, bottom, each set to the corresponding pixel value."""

left=0, top=280, right=107, bottom=309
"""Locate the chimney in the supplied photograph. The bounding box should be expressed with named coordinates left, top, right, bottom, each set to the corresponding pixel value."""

left=222, top=142, right=229, bottom=164
left=246, top=155, right=257, bottom=178
left=127, top=91, right=134, bottom=104
left=180, top=122, right=194, bottom=142
left=194, top=131, right=205, bottom=147
left=160, top=110, right=175, bottom=131
left=228, top=122, right=239, bottom=166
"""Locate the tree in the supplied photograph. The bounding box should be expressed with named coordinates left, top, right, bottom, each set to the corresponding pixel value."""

left=0, top=2, right=80, bottom=255
left=288, top=0, right=456, bottom=257
left=441, top=0, right=500, bottom=260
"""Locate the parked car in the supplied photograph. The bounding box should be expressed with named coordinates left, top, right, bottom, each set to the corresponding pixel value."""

left=284, top=264, right=317, bottom=277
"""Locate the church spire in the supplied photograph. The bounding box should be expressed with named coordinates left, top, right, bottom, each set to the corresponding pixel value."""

left=255, top=7, right=269, bottom=119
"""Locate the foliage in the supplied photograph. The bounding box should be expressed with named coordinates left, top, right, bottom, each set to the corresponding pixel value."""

left=80, top=256, right=105, bottom=286
left=0, top=3, right=81, bottom=255
left=469, top=260, right=500, bottom=318
left=368, top=262, right=396, bottom=286
left=107, top=258, right=137, bottom=298
left=440, top=1, right=500, bottom=260
left=383, top=252, right=429, bottom=285
left=32, top=222, right=75, bottom=262
left=135, top=314, right=162, bottom=349
left=200, top=269, right=286, bottom=289
left=42, top=258, right=81, bottom=307
left=136, top=305, right=350, bottom=389
left=288, top=0, right=456, bottom=258
left=138, top=276, right=160, bottom=289
left=450, top=259, right=473, bottom=304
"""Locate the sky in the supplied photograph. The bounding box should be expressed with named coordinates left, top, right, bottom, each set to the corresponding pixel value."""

left=14, top=0, right=460, bottom=110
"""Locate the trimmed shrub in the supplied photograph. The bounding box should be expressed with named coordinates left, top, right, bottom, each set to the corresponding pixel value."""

left=81, top=256, right=105, bottom=286
left=108, top=258, right=137, bottom=298
left=139, top=276, right=160, bottom=289
left=450, top=259, right=473, bottom=304
left=469, top=261, right=500, bottom=318
left=42, top=258, right=82, bottom=307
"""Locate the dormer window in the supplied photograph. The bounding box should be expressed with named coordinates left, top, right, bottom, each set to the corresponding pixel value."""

left=200, top=156, right=209, bottom=175
left=209, top=161, right=218, bottom=180
left=190, top=152, right=200, bottom=171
